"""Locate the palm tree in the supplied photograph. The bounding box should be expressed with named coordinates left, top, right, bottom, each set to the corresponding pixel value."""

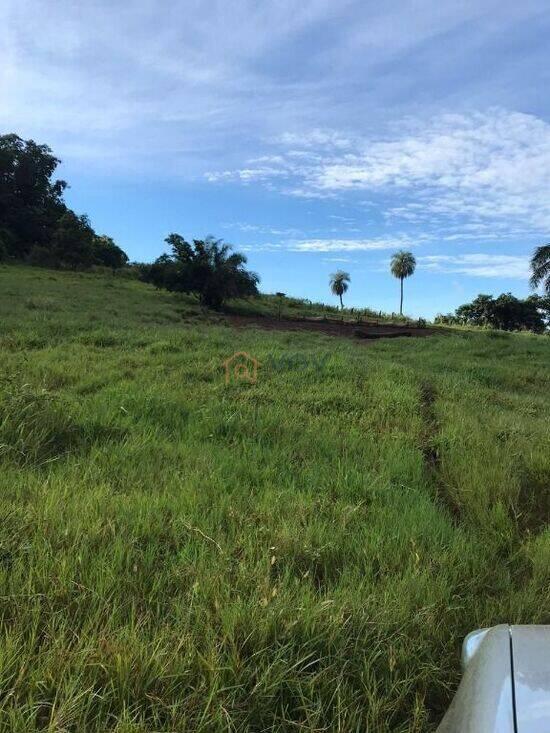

left=329, top=270, right=350, bottom=310
left=530, top=244, right=550, bottom=294
left=390, top=250, right=416, bottom=316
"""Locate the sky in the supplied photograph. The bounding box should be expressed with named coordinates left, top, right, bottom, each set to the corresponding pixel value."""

left=2, top=0, right=550, bottom=317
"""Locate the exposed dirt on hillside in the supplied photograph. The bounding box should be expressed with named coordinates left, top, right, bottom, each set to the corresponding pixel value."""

left=224, top=313, right=440, bottom=342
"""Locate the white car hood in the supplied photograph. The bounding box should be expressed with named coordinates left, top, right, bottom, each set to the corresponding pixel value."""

left=437, top=625, right=550, bottom=733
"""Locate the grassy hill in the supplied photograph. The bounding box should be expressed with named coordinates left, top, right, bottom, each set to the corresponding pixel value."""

left=0, top=265, right=549, bottom=732
left=224, top=291, right=421, bottom=325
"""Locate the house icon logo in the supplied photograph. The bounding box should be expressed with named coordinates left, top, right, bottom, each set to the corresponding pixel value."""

left=223, top=351, right=260, bottom=385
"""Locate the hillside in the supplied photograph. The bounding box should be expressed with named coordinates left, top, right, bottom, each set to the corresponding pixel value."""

left=0, top=265, right=549, bottom=732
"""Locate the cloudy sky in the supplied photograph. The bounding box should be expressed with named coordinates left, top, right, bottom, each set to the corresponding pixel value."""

left=2, top=0, right=549, bottom=315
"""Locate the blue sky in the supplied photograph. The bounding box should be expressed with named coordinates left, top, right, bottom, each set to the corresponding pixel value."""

left=2, top=0, right=550, bottom=317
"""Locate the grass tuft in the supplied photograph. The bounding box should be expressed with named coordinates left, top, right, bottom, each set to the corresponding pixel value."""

left=0, top=376, right=80, bottom=466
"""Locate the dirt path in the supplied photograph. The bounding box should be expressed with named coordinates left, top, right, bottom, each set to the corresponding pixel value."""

left=223, top=313, right=439, bottom=342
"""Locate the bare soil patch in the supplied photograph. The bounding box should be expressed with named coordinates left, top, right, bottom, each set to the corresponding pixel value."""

left=224, top=313, right=440, bottom=342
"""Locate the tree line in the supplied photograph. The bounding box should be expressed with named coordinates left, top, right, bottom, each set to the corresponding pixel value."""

left=0, top=133, right=259, bottom=308
left=1, top=133, right=549, bottom=328
left=0, top=134, right=128, bottom=270
left=435, top=292, right=549, bottom=332
left=434, top=244, right=550, bottom=332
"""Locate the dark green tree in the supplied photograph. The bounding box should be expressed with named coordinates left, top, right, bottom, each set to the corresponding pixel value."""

left=455, top=294, right=495, bottom=327
left=140, top=234, right=260, bottom=308
left=527, top=293, right=550, bottom=329
left=93, top=235, right=129, bottom=271
left=454, top=293, right=545, bottom=333
left=0, top=134, right=67, bottom=257
left=50, top=211, right=96, bottom=269
left=0, top=133, right=128, bottom=270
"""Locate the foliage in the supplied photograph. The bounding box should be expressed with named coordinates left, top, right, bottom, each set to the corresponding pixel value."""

left=0, top=133, right=67, bottom=259
left=390, top=250, right=416, bottom=280
left=0, top=266, right=549, bottom=731
left=93, top=235, right=129, bottom=271
left=434, top=312, right=458, bottom=326
left=530, top=243, right=550, bottom=294
left=390, top=250, right=416, bottom=315
left=534, top=293, right=550, bottom=328
left=329, top=270, right=350, bottom=309
left=0, top=227, right=15, bottom=262
left=51, top=211, right=96, bottom=269
left=437, top=292, right=547, bottom=333
left=140, top=234, right=260, bottom=308
left=0, top=133, right=128, bottom=270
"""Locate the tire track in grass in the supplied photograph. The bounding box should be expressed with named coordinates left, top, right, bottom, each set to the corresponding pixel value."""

left=419, top=380, right=462, bottom=522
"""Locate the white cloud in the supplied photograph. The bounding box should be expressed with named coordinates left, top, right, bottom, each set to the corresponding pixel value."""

left=222, top=222, right=306, bottom=237
left=207, top=109, right=550, bottom=236
left=276, top=129, right=353, bottom=149
left=287, top=236, right=417, bottom=252
left=418, top=254, right=530, bottom=279
left=323, top=256, right=357, bottom=262
left=3, top=0, right=549, bottom=277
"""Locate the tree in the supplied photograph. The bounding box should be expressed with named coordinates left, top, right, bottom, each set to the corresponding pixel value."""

left=140, top=234, right=260, bottom=309
left=453, top=293, right=545, bottom=333
left=51, top=211, right=95, bottom=269
left=0, top=134, right=67, bottom=258
left=137, top=254, right=177, bottom=290
left=93, top=235, right=129, bottom=271
left=0, top=226, right=15, bottom=262
left=329, top=270, right=350, bottom=310
left=455, top=294, right=495, bottom=327
left=390, top=250, right=416, bottom=316
left=164, top=233, right=193, bottom=263
left=527, top=293, right=550, bottom=329
left=434, top=312, right=458, bottom=325
left=0, top=133, right=127, bottom=270
left=530, top=244, right=550, bottom=294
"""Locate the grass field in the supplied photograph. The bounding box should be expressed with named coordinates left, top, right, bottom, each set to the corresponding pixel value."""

left=0, top=265, right=549, bottom=732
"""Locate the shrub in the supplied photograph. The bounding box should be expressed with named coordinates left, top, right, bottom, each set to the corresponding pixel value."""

left=453, top=293, right=546, bottom=333
left=140, top=234, right=260, bottom=308
left=0, top=227, right=14, bottom=262
left=28, top=245, right=57, bottom=268
left=92, top=235, right=129, bottom=270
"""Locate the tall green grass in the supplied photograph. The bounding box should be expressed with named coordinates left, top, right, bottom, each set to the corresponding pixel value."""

left=0, top=265, right=548, bottom=731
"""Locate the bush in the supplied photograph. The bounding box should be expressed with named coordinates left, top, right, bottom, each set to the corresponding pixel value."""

left=434, top=313, right=457, bottom=325
left=454, top=293, right=545, bottom=333
left=92, top=235, right=129, bottom=270
left=28, top=245, right=57, bottom=268
left=0, top=227, right=14, bottom=262
left=140, top=234, right=260, bottom=308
